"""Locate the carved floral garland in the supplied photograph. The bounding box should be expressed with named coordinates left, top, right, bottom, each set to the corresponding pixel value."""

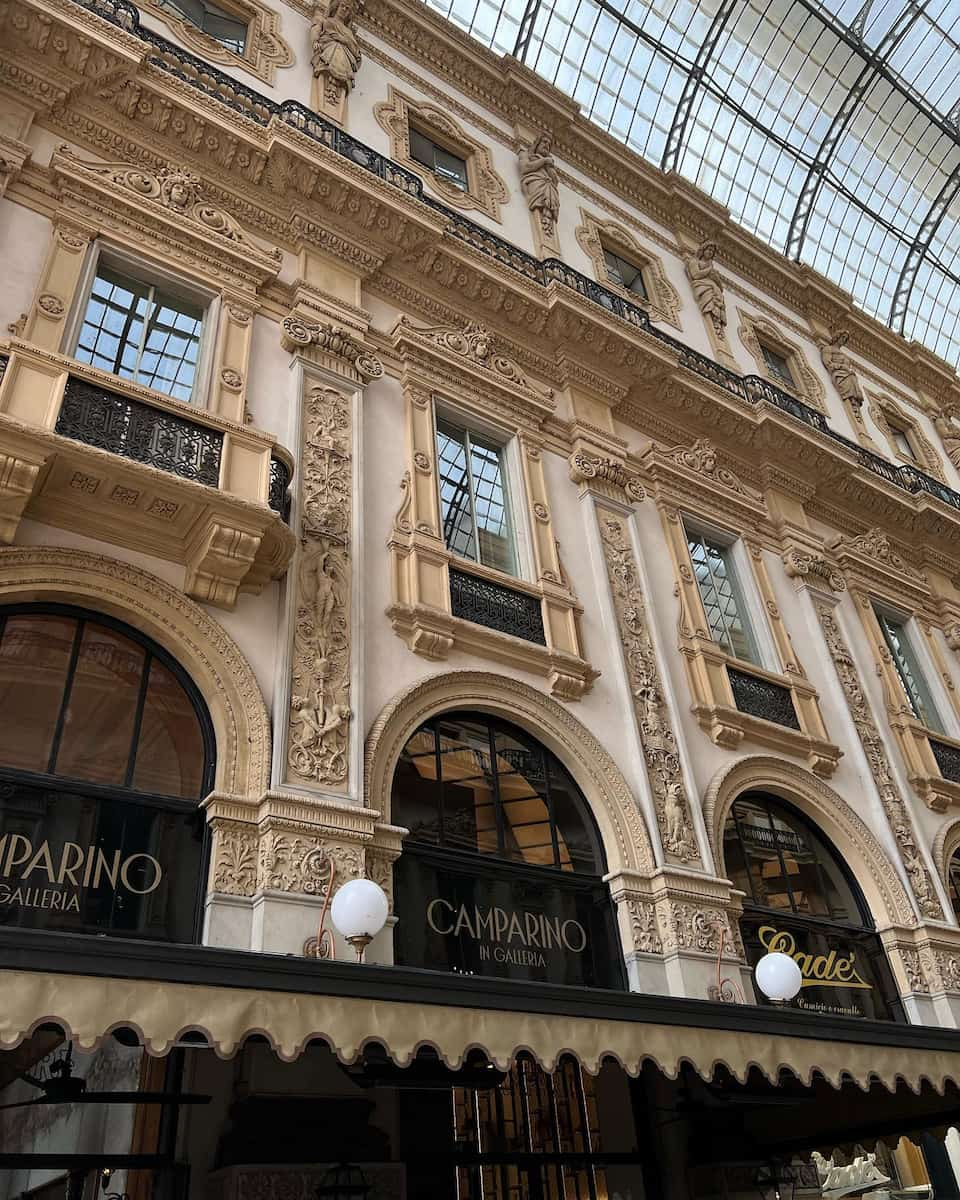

left=817, top=604, right=942, bottom=921
left=599, top=514, right=701, bottom=863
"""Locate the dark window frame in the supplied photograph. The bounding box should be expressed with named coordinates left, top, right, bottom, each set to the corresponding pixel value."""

left=408, top=124, right=470, bottom=191
left=601, top=244, right=649, bottom=299
left=758, top=340, right=796, bottom=388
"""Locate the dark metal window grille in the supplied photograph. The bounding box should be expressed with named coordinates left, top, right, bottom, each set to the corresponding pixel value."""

left=727, top=667, right=800, bottom=731
left=75, top=265, right=204, bottom=404
left=436, top=419, right=516, bottom=576
left=930, top=738, right=960, bottom=785
left=56, top=376, right=223, bottom=487
left=685, top=531, right=758, bottom=663
left=875, top=610, right=945, bottom=734
left=449, top=568, right=546, bottom=646
left=409, top=125, right=468, bottom=190
left=759, top=343, right=796, bottom=389
left=156, top=0, right=247, bottom=51
left=268, top=455, right=292, bottom=522
left=602, top=246, right=648, bottom=299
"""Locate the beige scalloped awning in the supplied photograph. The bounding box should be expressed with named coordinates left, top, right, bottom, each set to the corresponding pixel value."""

left=4, top=968, right=960, bottom=1099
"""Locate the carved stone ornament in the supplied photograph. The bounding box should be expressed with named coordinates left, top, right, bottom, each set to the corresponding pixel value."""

left=143, top=0, right=294, bottom=83
left=211, top=821, right=259, bottom=897
left=518, top=132, right=560, bottom=238
left=55, top=147, right=282, bottom=260
left=598, top=514, right=701, bottom=864
left=837, top=528, right=912, bottom=575
left=37, top=293, right=65, bottom=318
left=310, top=0, right=362, bottom=107
left=782, top=547, right=846, bottom=593
left=819, top=330, right=863, bottom=406
left=660, top=902, right=732, bottom=955
left=257, top=830, right=338, bottom=894
left=287, top=386, right=354, bottom=787
left=627, top=898, right=661, bottom=954
left=737, top=311, right=825, bottom=410
left=870, top=393, right=946, bottom=482
left=664, top=437, right=749, bottom=496
left=683, top=241, right=727, bottom=338
left=898, top=947, right=929, bottom=994
left=569, top=451, right=645, bottom=502
left=934, top=409, right=960, bottom=471
left=816, top=603, right=942, bottom=921
left=281, top=316, right=383, bottom=381
left=395, top=316, right=553, bottom=401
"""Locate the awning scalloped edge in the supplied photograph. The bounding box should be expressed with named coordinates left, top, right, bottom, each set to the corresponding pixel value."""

left=2, top=970, right=958, bottom=1095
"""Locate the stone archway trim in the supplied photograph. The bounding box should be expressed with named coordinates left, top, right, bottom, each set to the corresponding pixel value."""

left=0, top=546, right=270, bottom=797
left=364, top=671, right=655, bottom=872
left=703, top=754, right=915, bottom=928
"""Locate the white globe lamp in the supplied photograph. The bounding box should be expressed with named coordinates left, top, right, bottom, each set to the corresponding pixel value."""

left=754, top=951, right=802, bottom=1004
left=330, top=878, right=389, bottom=962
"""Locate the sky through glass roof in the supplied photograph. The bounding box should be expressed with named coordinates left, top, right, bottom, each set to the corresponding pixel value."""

left=426, top=0, right=960, bottom=373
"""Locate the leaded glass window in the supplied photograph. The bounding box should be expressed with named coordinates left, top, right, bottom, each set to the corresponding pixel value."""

left=876, top=609, right=944, bottom=734
left=75, top=264, right=204, bottom=404
left=156, top=0, right=247, bottom=51
left=759, top=342, right=795, bottom=388
left=409, top=126, right=469, bottom=190
left=436, top=418, right=516, bottom=575
left=602, top=246, right=648, bottom=299
left=685, top=529, right=758, bottom=663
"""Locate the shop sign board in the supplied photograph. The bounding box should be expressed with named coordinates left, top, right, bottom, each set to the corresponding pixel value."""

left=0, top=779, right=203, bottom=941
left=394, top=850, right=622, bottom=989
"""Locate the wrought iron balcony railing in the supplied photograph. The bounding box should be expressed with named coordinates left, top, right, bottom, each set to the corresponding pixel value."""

left=35, top=0, right=960, bottom=520
left=449, top=567, right=547, bottom=645
left=728, top=667, right=801, bottom=731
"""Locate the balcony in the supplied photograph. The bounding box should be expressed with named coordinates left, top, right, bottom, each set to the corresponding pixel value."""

left=0, top=343, right=295, bottom=609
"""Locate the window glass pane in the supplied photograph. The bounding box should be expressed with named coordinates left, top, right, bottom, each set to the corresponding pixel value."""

left=435, top=718, right=498, bottom=856
left=728, top=798, right=794, bottom=911
left=760, top=342, right=795, bottom=387
left=877, top=612, right=944, bottom=733
left=75, top=268, right=150, bottom=380
left=436, top=421, right=477, bottom=561
left=409, top=126, right=437, bottom=170
left=686, top=531, right=756, bottom=662
left=137, top=290, right=202, bottom=403
left=547, top=758, right=602, bottom=875
left=54, top=624, right=144, bottom=785
left=493, top=728, right=555, bottom=868
left=602, top=247, right=647, bottom=298
left=132, top=659, right=205, bottom=798
left=469, top=436, right=514, bottom=574
left=393, top=728, right=442, bottom=846
left=889, top=425, right=915, bottom=459
left=0, top=615, right=76, bottom=774
left=433, top=145, right=468, bottom=189
left=202, top=2, right=247, bottom=51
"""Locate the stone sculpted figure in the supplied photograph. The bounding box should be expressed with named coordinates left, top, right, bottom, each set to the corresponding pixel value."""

left=518, top=132, right=560, bottom=237
left=311, top=0, right=362, bottom=94
left=683, top=241, right=727, bottom=337
left=820, top=329, right=864, bottom=406
left=934, top=408, right=960, bottom=470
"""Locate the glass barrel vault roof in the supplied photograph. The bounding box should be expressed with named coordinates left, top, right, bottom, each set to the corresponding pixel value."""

left=426, top=0, right=960, bottom=372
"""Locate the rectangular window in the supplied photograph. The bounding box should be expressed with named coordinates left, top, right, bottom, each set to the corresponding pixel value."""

left=408, top=126, right=468, bottom=191
left=602, top=246, right=648, bottom=299
left=436, top=418, right=516, bottom=576
left=74, top=264, right=205, bottom=404
left=685, top=529, right=758, bottom=663
left=759, top=342, right=795, bottom=388
left=876, top=610, right=945, bottom=733
left=156, top=0, right=247, bottom=51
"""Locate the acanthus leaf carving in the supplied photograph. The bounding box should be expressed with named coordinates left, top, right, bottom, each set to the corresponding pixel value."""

left=599, top=514, right=701, bottom=864
left=569, top=451, right=645, bottom=502
left=281, top=316, right=383, bottom=381
left=626, top=898, right=661, bottom=955
left=287, top=386, right=353, bottom=787
left=816, top=604, right=942, bottom=921
left=663, top=437, right=750, bottom=496
left=211, top=821, right=258, bottom=897
left=782, top=547, right=846, bottom=593
left=258, top=830, right=335, bottom=894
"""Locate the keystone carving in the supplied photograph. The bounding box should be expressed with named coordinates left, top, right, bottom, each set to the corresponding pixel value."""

left=287, top=386, right=353, bottom=787
left=281, top=316, right=383, bottom=380
left=599, top=514, right=701, bottom=864
left=663, top=437, right=749, bottom=496
left=817, top=604, right=943, bottom=921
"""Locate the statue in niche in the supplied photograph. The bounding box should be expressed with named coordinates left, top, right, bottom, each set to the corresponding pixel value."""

left=683, top=241, right=727, bottom=337
left=310, top=0, right=362, bottom=100
left=518, top=132, right=560, bottom=238
left=819, top=329, right=864, bottom=407
left=934, top=409, right=960, bottom=470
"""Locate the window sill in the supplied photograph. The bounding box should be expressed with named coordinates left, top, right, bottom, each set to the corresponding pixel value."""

left=891, top=717, right=960, bottom=812
left=682, top=641, right=840, bottom=777
left=0, top=344, right=295, bottom=608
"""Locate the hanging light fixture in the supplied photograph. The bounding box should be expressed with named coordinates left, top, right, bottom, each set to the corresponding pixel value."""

left=754, top=952, right=802, bottom=1005
left=330, top=878, right=389, bottom=962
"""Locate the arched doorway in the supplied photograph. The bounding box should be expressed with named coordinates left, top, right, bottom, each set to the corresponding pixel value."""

left=724, top=792, right=902, bottom=1020
left=391, top=711, right=624, bottom=989
left=0, top=604, right=215, bottom=942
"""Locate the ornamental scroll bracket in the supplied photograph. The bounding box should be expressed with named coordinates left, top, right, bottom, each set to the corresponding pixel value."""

left=282, top=315, right=383, bottom=382
left=569, top=451, right=645, bottom=504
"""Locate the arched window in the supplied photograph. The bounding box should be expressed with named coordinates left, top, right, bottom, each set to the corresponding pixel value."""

left=0, top=605, right=214, bottom=942
left=947, top=849, right=960, bottom=923
left=724, top=792, right=901, bottom=1020
left=392, top=712, right=622, bottom=989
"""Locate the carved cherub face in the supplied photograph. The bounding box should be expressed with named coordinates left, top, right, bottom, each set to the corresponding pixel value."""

left=700, top=241, right=717, bottom=260
left=831, top=329, right=849, bottom=347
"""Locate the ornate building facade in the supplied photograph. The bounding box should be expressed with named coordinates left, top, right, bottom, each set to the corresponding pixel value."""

left=4, top=0, right=960, bottom=1196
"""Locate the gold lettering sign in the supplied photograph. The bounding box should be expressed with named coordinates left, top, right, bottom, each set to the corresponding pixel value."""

left=758, top=926, right=872, bottom=991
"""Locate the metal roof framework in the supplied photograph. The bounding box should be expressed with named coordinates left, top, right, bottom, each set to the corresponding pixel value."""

left=428, top=0, right=960, bottom=372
